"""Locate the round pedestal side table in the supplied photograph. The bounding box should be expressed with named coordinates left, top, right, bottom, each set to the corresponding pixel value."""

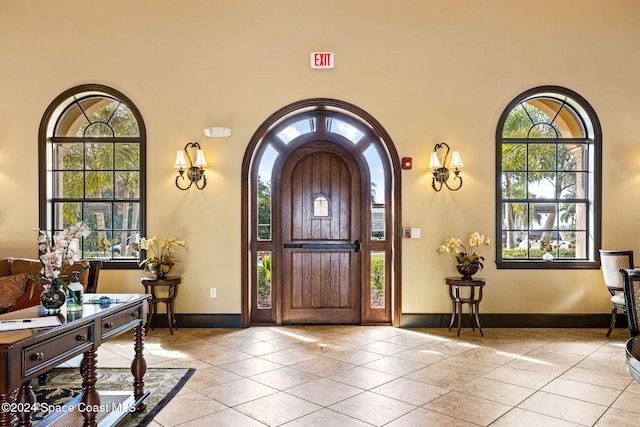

left=140, top=276, right=181, bottom=335
left=445, top=277, right=486, bottom=337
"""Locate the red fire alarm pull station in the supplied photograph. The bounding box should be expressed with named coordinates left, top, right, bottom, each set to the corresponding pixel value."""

left=401, top=157, right=412, bottom=170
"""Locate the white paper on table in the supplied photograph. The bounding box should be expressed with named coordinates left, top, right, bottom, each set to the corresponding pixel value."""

left=0, top=316, right=61, bottom=331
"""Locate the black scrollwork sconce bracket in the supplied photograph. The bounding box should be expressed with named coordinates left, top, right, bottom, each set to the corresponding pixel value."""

left=175, top=142, right=207, bottom=190
left=430, top=142, right=463, bottom=192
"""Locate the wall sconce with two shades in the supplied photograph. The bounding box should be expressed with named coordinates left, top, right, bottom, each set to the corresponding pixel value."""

left=428, top=142, right=464, bottom=191
left=174, top=142, right=208, bottom=190
left=173, top=127, right=232, bottom=190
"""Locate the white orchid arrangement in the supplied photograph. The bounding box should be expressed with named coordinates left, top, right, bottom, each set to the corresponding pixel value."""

left=437, top=232, right=491, bottom=268
left=31, top=222, right=92, bottom=297
left=138, top=236, right=187, bottom=273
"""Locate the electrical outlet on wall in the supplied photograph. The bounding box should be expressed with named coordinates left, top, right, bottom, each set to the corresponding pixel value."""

left=210, top=288, right=217, bottom=298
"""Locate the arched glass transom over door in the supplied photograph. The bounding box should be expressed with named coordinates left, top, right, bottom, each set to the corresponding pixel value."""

left=242, top=99, right=402, bottom=327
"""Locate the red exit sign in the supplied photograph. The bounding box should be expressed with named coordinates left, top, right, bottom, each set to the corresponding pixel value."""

left=310, top=52, right=334, bottom=69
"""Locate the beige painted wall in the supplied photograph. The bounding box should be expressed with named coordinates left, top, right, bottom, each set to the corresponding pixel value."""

left=2, top=0, right=640, bottom=317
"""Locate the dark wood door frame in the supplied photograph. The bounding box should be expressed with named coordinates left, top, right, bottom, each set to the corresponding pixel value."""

left=241, top=99, right=402, bottom=327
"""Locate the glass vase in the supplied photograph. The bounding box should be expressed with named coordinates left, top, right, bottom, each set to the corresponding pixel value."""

left=40, top=285, right=66, bottom=314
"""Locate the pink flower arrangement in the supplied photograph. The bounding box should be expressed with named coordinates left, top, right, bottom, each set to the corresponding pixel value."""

left=31, top=222, right=91, bottom=296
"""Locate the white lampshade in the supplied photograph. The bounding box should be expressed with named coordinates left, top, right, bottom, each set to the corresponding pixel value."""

left=174, top=150, right=187, bottom=169
left=195, top=149, right=208, bottom=168
left=428, top=152, right=442, bottom=170
left=449, top=151, right=464, bottom=169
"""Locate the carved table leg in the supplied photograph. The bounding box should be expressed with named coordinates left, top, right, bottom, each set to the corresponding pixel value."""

left=132, top=323, right=147, bottom=412
left=0, top=390, right=16, bottom=427
left=15, top=381, right=35, bottom=427
left=79, top=348, right=90, bottom=383
left=80, top=349, right=99, bottom=427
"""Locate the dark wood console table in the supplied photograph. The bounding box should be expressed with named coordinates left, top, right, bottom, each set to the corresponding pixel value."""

left=0, top=294, right=149, bottom=426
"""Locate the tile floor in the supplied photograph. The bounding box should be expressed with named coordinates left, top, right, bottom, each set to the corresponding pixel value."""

left=97, top=326, right=640, bottom=426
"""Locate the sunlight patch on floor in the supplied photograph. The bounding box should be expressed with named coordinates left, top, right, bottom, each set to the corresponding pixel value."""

left=458, top=342, right=480, bottom=348
left=495, top=351, right=551, bottom=365
left=146, top=343, right=188, bottom=359
left=397, top=328, right=451, bottom=342
left=268, top=327, right=317, bottom=342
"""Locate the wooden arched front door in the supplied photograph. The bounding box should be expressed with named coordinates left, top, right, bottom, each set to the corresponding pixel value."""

left=242, top=99, right=402, bottom=327
left=280, top=142, right=364, bottom=324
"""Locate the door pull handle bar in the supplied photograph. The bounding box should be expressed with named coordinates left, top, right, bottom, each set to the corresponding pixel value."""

left=284, top=240, right=361, bottom=251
